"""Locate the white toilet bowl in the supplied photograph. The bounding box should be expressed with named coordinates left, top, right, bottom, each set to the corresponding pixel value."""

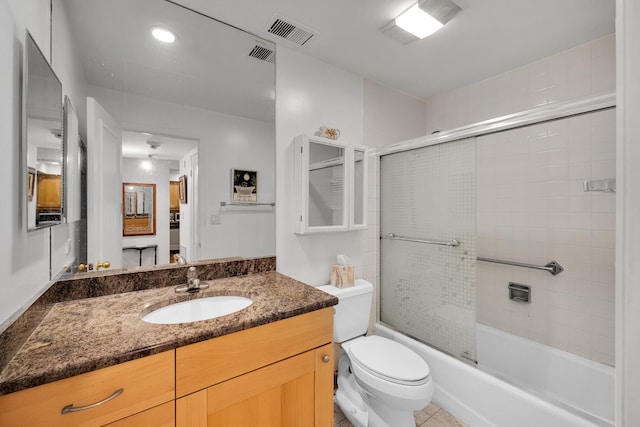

left=335, top=335, right=434, bottom=427
left=319, top=282, right=433, bottom=427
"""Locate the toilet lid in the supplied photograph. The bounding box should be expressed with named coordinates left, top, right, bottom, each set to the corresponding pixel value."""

left=346, top=336, right=430, bottom=384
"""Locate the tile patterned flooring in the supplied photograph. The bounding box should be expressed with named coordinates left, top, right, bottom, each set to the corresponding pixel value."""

left=334, top=402, right=468, bottom=427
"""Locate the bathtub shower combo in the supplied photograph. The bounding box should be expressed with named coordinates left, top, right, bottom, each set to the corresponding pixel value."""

left=377, top=98, right=616, bottom=427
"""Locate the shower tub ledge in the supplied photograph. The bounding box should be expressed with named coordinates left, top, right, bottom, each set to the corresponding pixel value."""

left=375, top=323, right=614, bottom=427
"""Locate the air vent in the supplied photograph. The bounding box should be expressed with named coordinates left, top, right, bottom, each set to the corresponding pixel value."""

left=248, top=44, right=275, bottom=64
left=266, top=14, right=315, bottom=45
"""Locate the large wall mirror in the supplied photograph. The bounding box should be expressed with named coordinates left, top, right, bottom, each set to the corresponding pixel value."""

left=53, top=0, right=275, bottom=273
left=24, top=31, right=63, bottom=231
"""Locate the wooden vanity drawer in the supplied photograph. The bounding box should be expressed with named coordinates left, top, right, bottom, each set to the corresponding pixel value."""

left=0, top=350, right=175, bottom=427
left=176, top=307, right=333, bottom=397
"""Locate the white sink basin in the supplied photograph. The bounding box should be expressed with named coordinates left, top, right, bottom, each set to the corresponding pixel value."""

left=142, top=296, right=253, bottom=324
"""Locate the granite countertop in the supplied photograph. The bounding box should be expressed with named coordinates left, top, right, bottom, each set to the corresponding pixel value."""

left=0, top=271, right=337, bottom=396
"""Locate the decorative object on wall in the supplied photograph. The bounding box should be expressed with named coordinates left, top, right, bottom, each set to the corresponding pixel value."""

left=179, top=175, right=187, bottom=204
left=122, top=182, right=156, bottom=236
left=232, top=169, right=257, bottom=203
left=314, top=126, right=340, bottom=140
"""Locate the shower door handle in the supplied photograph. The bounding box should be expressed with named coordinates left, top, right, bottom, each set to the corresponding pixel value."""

left=381, top=233, right=460, bottom=247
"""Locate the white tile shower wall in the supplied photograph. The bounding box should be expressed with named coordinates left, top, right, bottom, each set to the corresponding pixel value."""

left=476, top=108, right=616, bottom=365
left=426, top=34, right=615, bottom=134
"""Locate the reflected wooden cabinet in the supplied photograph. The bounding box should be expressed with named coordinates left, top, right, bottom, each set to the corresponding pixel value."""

left=36, top=173, right=62, bottom=209
left=170, top=181, right=180, bottom=211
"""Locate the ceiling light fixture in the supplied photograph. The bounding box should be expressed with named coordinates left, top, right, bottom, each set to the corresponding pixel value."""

left=151, top=27, right=176, bottom=44
left=381, top=0, right=461, bottom=44
left=395, top=4, right=443, bottom=39
left=141, top=155, right=154, bottom=172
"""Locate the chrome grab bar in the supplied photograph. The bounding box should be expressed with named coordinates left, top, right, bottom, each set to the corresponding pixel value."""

left=477, top=257, right=564, bottom=276
left=381, top=233, right=460, bottom=247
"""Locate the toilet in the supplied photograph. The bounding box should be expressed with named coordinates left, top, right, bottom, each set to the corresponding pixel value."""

left=319, top=280, right=433, bottom=427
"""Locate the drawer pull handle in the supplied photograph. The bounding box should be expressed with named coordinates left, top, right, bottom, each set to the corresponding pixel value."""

left=61, top=388, right=124, bottom=414
left=322, top=354, right=331, bottom=363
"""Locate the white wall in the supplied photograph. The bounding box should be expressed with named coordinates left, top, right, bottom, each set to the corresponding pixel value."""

left=275, top=47, right=363, bottom=286
left=0, top=0, right=54, bottom=330
left=121, top=157, right=171, bottom=267
left=86, top=85, right=275, bottom=262
left=426, top=34, right=616, bottom=134
left=49, top=0, right=88, bottom=279
left=616, top=0, right=640, bottom=424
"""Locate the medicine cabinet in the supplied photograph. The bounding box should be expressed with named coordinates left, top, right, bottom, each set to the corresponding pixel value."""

left=23, top=31, right=64, bottom=230
left=294, top=134, right=368, bottom=234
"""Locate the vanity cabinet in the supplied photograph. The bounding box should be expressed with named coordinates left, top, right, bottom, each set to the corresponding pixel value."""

left=294, top=134, right=368, bottom=234
left=175, top=307, right=334, bottom=427
left=104, top=401, right=174, bottom=427
left=0, top=308, right=334, bottom=427
left=0, top=351, right=174, bottom=427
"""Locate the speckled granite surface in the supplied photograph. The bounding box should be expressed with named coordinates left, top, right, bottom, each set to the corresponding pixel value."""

left=0, top=271, right=336, bottom=396
left=0, top=256, right=276, bottom=373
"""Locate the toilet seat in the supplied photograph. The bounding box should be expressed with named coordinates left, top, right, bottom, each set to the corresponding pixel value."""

left=345, top=336, right=430, bottom=386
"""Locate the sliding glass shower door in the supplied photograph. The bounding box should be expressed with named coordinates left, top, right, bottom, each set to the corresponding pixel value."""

left=379, top=138, right=477, bottom=362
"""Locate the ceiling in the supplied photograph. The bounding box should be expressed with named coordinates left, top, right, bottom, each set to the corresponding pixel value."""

left=62, top=0, right=275, bottom=123
left=172, top=0, right=615, bottom=100
left=121, top=131, right=198, bottom=161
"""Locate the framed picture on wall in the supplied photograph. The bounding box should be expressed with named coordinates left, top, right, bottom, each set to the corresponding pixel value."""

left=232, top=169, right=257, bottom=203
left=179, top=175, right=187, bottom=204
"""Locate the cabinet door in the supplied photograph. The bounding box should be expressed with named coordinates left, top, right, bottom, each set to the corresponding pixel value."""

left=0, top=351, right=174, bottom=427
left=349, top=145, right=368, bottom=230
left=36, top=173, right=62, bottom=209
left=294, top=134, right=368, bottom=234
left=103, top=401, right=174, bottom=427
left=177, top=346, right=334, bottom=427
left=295, top=134, right=348, bottom=234
left=170, top=181, right=180, bottom=210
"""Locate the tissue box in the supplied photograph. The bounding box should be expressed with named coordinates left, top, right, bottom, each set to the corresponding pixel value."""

left=330, top=264, right=354, bottom=288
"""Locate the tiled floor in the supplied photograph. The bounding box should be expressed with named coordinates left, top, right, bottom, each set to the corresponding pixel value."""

left=334, top=402, right=468, bottom=427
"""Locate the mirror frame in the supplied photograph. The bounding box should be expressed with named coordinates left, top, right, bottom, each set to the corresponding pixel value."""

left=23, top=30, right=64, bottom=231
left=122, top=182, right=156, bottom=236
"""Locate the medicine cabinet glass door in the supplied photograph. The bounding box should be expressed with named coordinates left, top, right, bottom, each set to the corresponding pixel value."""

left=294, top=134, right=368, bottom=234
left=350, top=146, right=368, bottom=230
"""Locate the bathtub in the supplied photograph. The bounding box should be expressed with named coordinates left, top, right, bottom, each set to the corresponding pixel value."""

left=375, top=323, right=614, bottom=427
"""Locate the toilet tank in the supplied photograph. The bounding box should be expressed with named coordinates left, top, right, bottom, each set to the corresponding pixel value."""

left=318, top=279, right=373, bottom=343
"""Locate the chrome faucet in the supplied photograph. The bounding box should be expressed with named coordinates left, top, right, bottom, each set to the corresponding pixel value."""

left=173, top=254, right=187, bottom=265
left=175, top=266, right=209, bottom=293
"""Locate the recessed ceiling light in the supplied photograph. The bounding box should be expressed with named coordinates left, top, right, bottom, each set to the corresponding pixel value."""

left=395, top=4, right=443, bottom=39
left=151, top=27, right=176, bottom=43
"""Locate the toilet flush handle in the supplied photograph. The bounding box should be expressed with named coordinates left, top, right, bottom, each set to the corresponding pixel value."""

left=322, top=354, right=331, bottom=363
